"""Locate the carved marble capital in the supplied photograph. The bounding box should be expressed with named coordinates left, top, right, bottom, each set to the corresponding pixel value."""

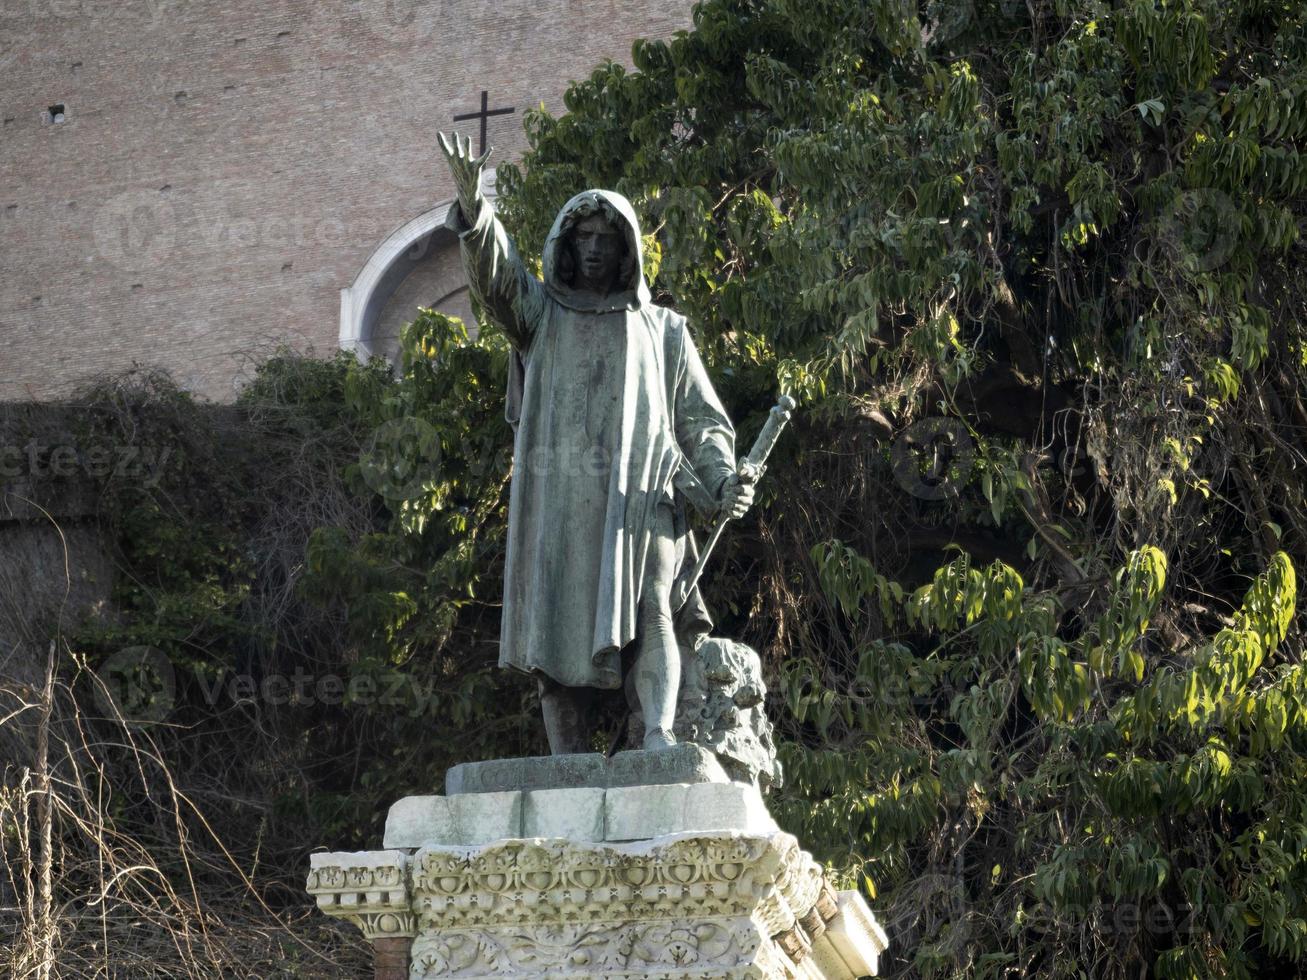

left=307, top=849, right=416, bottom=940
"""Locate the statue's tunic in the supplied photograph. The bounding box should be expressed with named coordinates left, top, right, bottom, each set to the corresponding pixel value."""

left=449, top=190, right=736, bottom=689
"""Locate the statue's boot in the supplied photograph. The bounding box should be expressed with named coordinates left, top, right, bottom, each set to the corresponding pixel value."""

left=633, top=639, right=680, bottom=752
left=538, top=678, right=591, bottom=754
left=642, top=726, right=676, bottom=750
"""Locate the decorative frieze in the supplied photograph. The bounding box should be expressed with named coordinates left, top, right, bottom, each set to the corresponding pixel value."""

left=308, top=832, right=888, bottom=979
left=408, top=918, right=767, bottom=978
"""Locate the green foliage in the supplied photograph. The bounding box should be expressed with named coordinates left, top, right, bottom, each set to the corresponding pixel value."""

left=55, top=1, right=1307, bottom=975
left=39, top=352, right=535, bottom=862
left=62, top=369, right=262, bottom=676
left=466, top=1, right=1307, bottom=975
left=306, top=310, right=515, bottom=662
left=299, top=310, right=539, bottom=805
left=787, top=542, right=1302, bottom=979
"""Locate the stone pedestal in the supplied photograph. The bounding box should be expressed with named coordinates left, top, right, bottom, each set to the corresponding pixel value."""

left=308, top=749, right=888, bottom=978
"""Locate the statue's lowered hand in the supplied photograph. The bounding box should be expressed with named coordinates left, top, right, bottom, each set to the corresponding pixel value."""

left=438, top=131, right=492, bottom=219
left=719, top=471, right=756, bottom=520
left=673, top=396, right=794, bottom=614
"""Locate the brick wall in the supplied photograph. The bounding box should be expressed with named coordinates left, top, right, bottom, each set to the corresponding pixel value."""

left=0, top=0, right=693, bottom=401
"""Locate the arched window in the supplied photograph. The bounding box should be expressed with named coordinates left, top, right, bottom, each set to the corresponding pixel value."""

left=339, top=173, right=496, bottom=364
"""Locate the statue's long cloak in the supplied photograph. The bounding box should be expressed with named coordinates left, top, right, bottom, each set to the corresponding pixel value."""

left=448, top=190, right=735, bottom=689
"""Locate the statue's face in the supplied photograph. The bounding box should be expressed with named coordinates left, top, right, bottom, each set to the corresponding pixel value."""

left=570, top=213, right=627, bottom=293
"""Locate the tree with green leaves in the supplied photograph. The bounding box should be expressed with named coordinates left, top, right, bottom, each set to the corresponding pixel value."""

left=308, top=1, right=1307, bottom=976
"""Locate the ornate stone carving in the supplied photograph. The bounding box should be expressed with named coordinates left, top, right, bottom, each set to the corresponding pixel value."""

left=409, top=919, right=755, bottom=978
left=409, top=834, right=803, bottom=930
left=307, top=850, right=416, bottom=941
left=630, top=637, right=784, bottom=790
left=309, top=832, right=887, bottom=979
left=691, top=637, right=783, bottom=790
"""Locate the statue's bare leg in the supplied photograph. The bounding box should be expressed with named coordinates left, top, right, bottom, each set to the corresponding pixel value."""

left=634, top=504, right=680, bottom=750
left=538, top=675, right=593, bottom=754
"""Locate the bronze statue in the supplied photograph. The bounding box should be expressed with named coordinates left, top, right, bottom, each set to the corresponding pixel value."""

left=439, top=133, right=755, bottom=753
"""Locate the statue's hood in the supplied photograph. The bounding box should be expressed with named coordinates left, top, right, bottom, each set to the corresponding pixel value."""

left=541, top=189, right=650, bottom=313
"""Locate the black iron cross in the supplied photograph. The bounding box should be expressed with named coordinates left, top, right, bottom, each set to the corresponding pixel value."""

left=453, top=90, right=515, bottom=155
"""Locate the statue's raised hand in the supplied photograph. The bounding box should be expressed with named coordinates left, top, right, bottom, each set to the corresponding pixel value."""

left=438, top=131, right=492, bottom=220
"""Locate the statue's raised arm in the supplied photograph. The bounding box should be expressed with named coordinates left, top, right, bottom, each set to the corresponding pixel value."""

left=437, top=132, right=492, bottom=220
left=437, top=132, right=543, bottom=350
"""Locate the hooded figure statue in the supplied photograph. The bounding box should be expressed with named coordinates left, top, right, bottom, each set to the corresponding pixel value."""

left=438, top=134, right=753, bottom=753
